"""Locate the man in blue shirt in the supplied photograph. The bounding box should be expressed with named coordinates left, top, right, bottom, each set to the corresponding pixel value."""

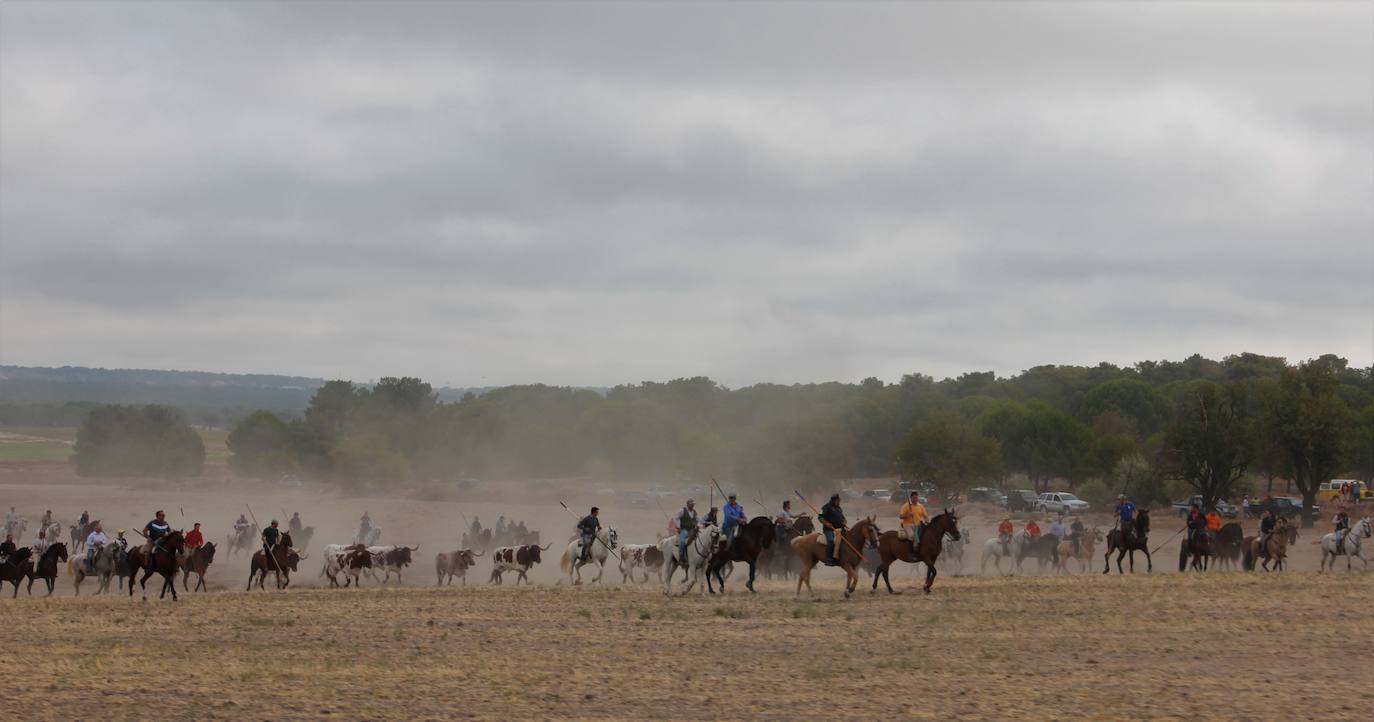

left=722, top=494, right=746, bottom=545
left=819, top=494, right=847, bottom=566
left=1114, top=495, right=1137, bottom=540
left=576, top=507, right=601, bottom=562
left=140, top=509, right=171, bottom=571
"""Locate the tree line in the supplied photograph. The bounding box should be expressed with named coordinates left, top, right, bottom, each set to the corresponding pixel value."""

left=70, top=353, right=1374, bottom=526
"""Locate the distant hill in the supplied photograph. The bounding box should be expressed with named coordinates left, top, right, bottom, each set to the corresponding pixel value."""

left=0, top=365, right=495, bottom=426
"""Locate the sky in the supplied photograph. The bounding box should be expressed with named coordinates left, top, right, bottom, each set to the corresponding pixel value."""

left=1, top=1, right=1371, bottom=388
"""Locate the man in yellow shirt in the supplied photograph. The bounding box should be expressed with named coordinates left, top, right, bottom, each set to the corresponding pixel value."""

left=899, top=491, right=929, bottom=552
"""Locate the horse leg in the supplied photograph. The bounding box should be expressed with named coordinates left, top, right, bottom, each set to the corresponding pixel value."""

left=1143, top=547, right=1153, bottom=573
left=925, top=564, right=937, bottom=593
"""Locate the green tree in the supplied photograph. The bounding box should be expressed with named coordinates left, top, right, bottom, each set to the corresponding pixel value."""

left=1349, top=404, right=1374, bottom=486
left=72, top=404, right=205, bottom=477
left=1160, top=381, right=1251, bottom=511
left=1082, top=378, right=1167, bottom=435
left=1266, top=361, right=1352, bottom=526
left=226, top=410, right=295, bottom=478
left=896, top=411, right=1002, bottom=499
left=979, top=400, right=1096, bottom=491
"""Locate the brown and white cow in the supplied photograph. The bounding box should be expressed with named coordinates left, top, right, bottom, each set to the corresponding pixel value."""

left=320, top=543, right=372, bottom=588
left=435, top=548, right=482, bottom=585
left=489, top=543, right=550, bottom=585
left=618, top=543, right=665, bottom=583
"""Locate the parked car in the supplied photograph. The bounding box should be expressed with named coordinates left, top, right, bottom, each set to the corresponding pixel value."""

left=1005, top=489, right=1038, bottom=512
left=1171, top=495, right=1237, bottom=518
left=1248, top=497, right=1323, bottom=520
left=967, top=487, right=1007, bottom=505
left=1034, top=492, right=1090, bottom=514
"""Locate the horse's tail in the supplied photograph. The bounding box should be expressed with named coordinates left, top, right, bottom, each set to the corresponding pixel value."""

left=559, top=549, right=571, bottom=574
left=1242, top=544, right=1255, bottom=571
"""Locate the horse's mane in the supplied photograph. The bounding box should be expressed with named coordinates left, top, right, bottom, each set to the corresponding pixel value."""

left=41, top=542, right=65, bottom=560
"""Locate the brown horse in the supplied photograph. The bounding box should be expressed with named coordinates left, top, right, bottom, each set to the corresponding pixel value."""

left=247, top=532, right=298, bottom=590
left=181, top=542, right=216, bottom=592
left=707, top=516, right=773, bottom=594
left=1243, top=520, right=1289, bottom=571
left=1179, top=530, right=1213, bottom=572
left=126, top=530, right=186, bottom=601
left=1055, top=528, right=1102, bottom=574
left=870, top=511, right=960, bottom=595
left=759, top=515, right=814, bottom=580
left=1212, top=522, right=1243, bottom=570
left=790, top=516, right=881, bottom=598
left=1102, top=509, right=1152, bottom=574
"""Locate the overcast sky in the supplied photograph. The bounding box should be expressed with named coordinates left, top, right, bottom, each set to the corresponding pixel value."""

left=1, top=2, right=1370, bottom=388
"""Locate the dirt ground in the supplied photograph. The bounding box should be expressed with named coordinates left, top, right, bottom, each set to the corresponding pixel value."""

left=3, top=461, right=1372, bottom=719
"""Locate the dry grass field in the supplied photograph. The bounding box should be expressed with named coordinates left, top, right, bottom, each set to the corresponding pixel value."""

left=7, top=572, right=1371, bottom=720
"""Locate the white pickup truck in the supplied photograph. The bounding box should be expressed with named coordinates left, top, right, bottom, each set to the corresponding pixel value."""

left=1034, top=492, right=1090, bottom=514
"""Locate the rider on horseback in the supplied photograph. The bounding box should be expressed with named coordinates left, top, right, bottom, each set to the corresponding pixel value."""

left=1333, top=506, right=1351, bottom=553
left=84, top=523, right=108, bottom=572
left=0, top=532, right=15, bottom=561
left=899, top=491, right=928, bottom=553
left=114, top=529, right=128, bottom=550
left=576, top=508, right=600, bottom=563
left=677, top=499, right=699, bottom=566
left=262, top=519, right=283, bottom=558
left=722, top=495, right=745, bottom=544
left=1069, top=516, right=1085, bottom=555
left=140, top=511, right=172, bottom=571
left=774, top=500, right=795, bottom=542
left=1258, top=510, right=1276, bottom=548
left=289, top=512, right=303, bottom=534
left=186, top=522, right=205, bottom=560
left=1115, top=495, right=1137, bottom=543
left=233, top=514, right=251, bottom=536
left=820, top=493, right=847, bottom=566
left=998, top=518, right=1013, bottom=556
left=1186, top=503, right=1206, bottom=545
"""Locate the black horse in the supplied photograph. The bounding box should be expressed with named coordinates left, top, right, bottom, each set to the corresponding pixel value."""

left=24, top=542, right=68, bottom=595
left=1, top=547, right=34, bottom=598
left=707, top=517, right=773, bottom=593
left=126, top=530, right=186, bottom=600
left=760, top=515, right=814, bottom=580
left=1103, top=509, right=1152, bottom=574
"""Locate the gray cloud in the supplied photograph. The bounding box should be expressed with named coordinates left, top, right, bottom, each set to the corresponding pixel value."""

left=1, top=1, right=1370, bottom=387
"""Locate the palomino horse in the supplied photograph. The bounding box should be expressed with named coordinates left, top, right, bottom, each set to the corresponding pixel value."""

left=70, top=542, right=120, bottom=595
left=247, top=533, right=298, bottom=590
left=1319, top=516, right=1371, bottom=572
left=181, top=542, right=217, bottom=592
left=1243, top=519, right=1289, bottom=571
left=128, top=530, right=187, bottom=600
left=791, top=516, right=881, bottom=598
left=870, top=511, right=960, bottom=594
left=1179, top=529, right=1214, bottom=572
left=24, top=542, right=67, bottom=595
left=1103, top=510, right=1152, bottom=574
left=1, top=547, right=33, bottom=597
left=707, top=516, right=774, bottom=594
left=660, top=523, right=723, bottom=596
left=1055, top=528, right=1103, bottom=574
left=560, top=528, right=619, bottom=585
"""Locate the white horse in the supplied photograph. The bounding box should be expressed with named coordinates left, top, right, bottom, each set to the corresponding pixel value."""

left=980, top=532, right=1029, bottom=574
left=943, top=532, right=968, bottom=574
left=70, top=542, right=120, bottom=595
left=660, top=524, right=722, bottom=596
left=41, top=521, right=62, bottom=545
left=559, top=528, right=618, bottom=585
left=1319, top=517, right=1371, bottom=572
left=353, top=527, right=382, bottom=546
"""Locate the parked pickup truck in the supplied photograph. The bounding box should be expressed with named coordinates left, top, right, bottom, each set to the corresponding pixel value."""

left=1248, top=496, right=1323, bottom=520
left=1171, top=495, right=1237, bottom=518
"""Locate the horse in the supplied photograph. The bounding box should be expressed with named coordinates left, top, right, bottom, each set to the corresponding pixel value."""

left=759, top=515, right=814, bottom=580
left=707, top=516, right=774, bottom=594
left=226, top=524, right=258, bottom=556
left=4, top=516, right=26, bottom=542
left=559, top=528, right=619, bottom=585
left=871, top=511, right=960, bottom=594
left=1103, top=509, right=1152, bottom=574
left=1179, top=530, right=1213, bottom=572
left=659, top=523, right=722, bottom=596
left=353, top=527, right=382, bottom=547
left=1055, top=528, right=1103, bottom=574
left=1212, top=523, right=1244, bottom=570
left=791, top=516, right=882, bottom=598
left=24, top=542, right=67, bottom=595
left=247, top=532, right=298, bottom=590
left=1, top=547, right=33, bottom=597
left=127, top=530, right=187, bottom=600
left=980, top=534, right=1024, bottom=574
left=181, top=542, right=217, bottom=592
left=942, top=531, right=968, bottom=574
left=1242, top=519, right=1289, bottom=571
left=1319, top=516, right=1371, bottom=572
left=41, top=522, right=62, bottom=547
left=69, top=519, right=100, bottom=553
left=70, top=542, right=121, bottom=595
left=1017, top=533, right=1060, bottom=573
left=293, top=526, right=315, bottom=550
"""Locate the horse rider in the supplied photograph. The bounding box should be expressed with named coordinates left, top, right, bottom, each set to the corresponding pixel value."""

left=1185, top=503, right=1206, bottom=545
left=1205, top=509, right=1223, bottom=536
left=676, top=499, right=699, bottom=565
left=1258, top=510, right=1277, bottom=549
left=1333, top=506, right=1351, bottom=553
left=140, top=510, right=172, bottom=571
left=114, top=529, right=129, bottom=551
left=997, top=518, right=1014, bottom=556
left=289, top=512, right=303, bottom=534
left=1241, top=494, right=1250, bottom=520
left=185, top=522, right=205, bottom=559
left=4, top=506, right=18, bottom=534
left=0, top=532, right=15, bottom=561
left=1069, top=516, right=1085, bottom=555
left=32, top=528, right=50, bottom=558
left=576, top=507, right=601, bottom=563
left=84, top=523, right=108, bottom=571
left=233, top=514, right=251, bottom=537
left=722, top=494, right=746, bottom=545
left=469, top=516, right=482, bottom=538
left=78, top=510, right=90, bottom=528
left=774, top=500, right=796, bottom=542
left=819, top=493, right=847, bottom=566
left=1025, top=519, right=1042, bottom=539
left=1115, top=495, right=1137, bottom=542
left=703, top=506, right=720, bottom=526
left=40, top=509, right=53, bottom=530
left=262, top=519, right=283, bottom=559
left=899, top=491, right=928, bottom=552
left=1048, top=517, right=1067, bottom=542
left=495, top=516, right=507, bottom=538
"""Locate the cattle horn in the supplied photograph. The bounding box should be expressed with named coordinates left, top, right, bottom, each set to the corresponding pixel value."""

left=539, top=543, right=552, bottom=550
left=409, top=545, right=420, bottom=552
left=470, top=549, right=484, bottom=557
left=297, top=553, right=310, bottom=560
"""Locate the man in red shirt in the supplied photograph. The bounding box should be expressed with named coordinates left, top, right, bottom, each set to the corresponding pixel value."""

left=1025, top=520, right=1042, bottom=538
left=185, top=522, right=205, bottom=552
left=997, top=518, right=1013, bottom=555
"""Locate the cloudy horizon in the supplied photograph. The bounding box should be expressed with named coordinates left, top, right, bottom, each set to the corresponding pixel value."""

left=1, top=2, right=1371, bottom=389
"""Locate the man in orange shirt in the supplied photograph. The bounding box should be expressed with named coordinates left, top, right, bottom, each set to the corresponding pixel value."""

left=899, top=492, right=929, bottom=552
left=1205, top=510, right=1223, bottom=533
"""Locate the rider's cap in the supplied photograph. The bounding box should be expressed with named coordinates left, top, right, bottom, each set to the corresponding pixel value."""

left=831, top=493, right=840, bottom=501
left=686, top=498, right=695, bottom=505
left=116, top=529, right=124, bottom=534
left=271, top=519, right=278, bottom=524
left=590, top=507, right=599, bottom=514
left=728, top=493, right=736, bottom=499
